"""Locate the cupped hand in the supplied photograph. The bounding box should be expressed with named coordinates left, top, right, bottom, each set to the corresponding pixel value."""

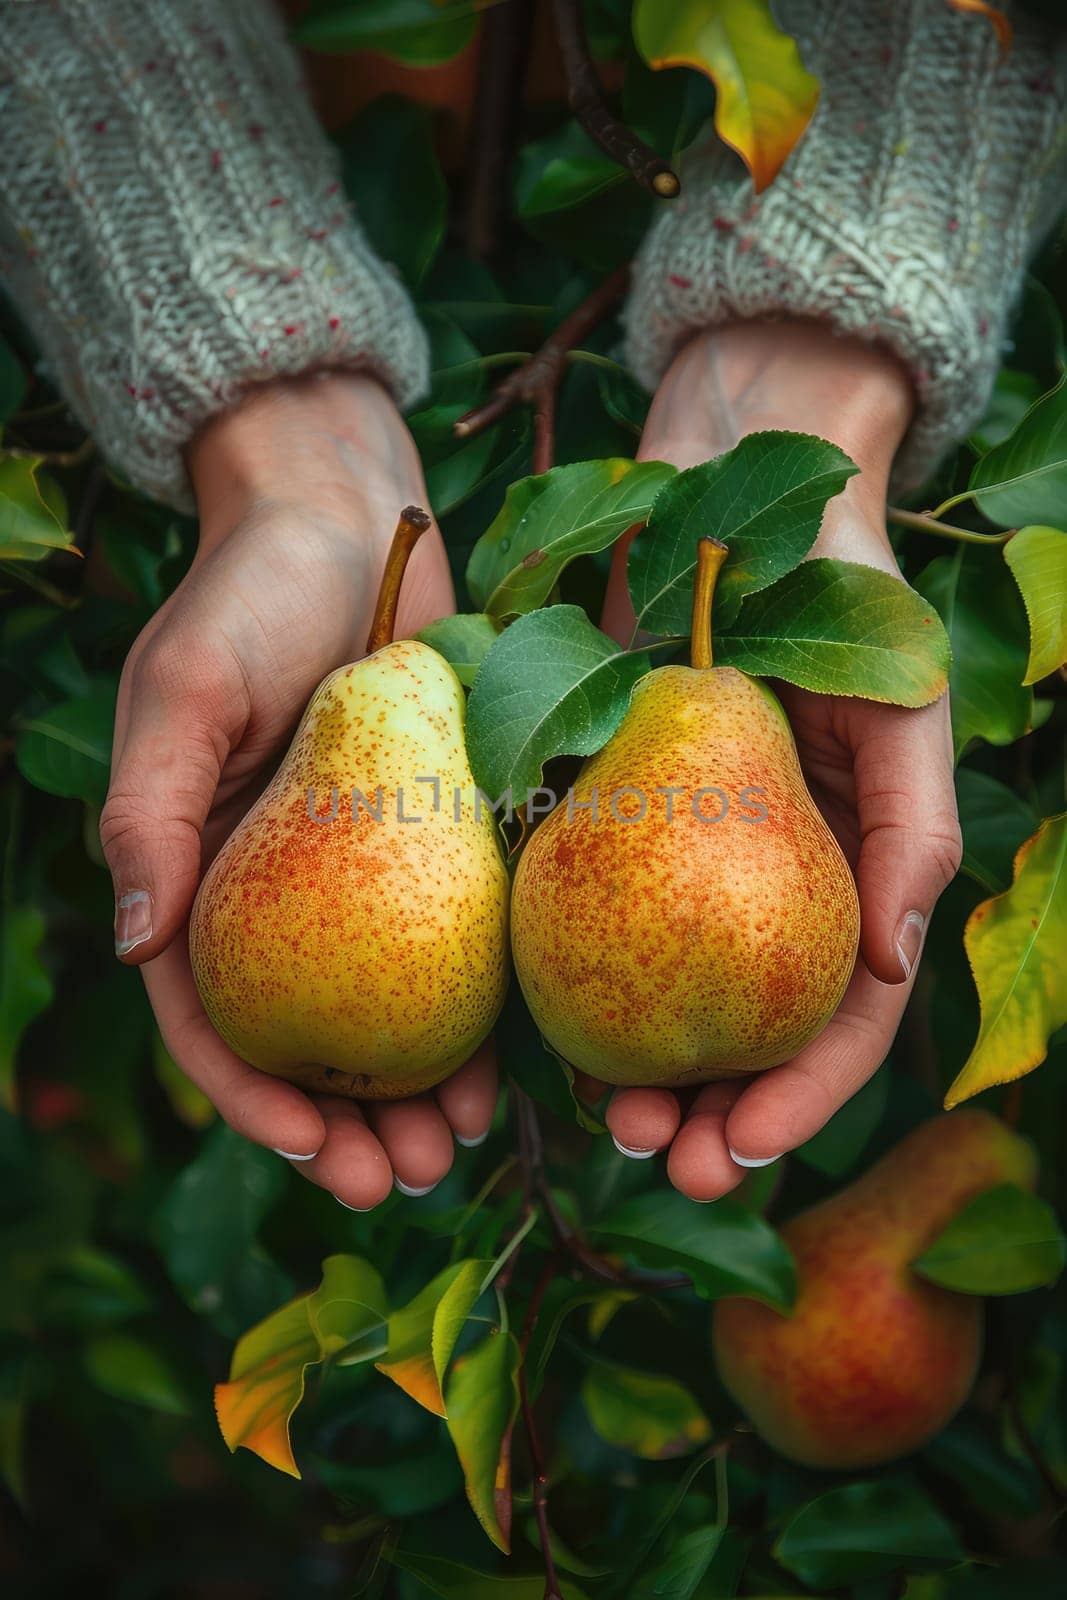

left=597, top=322, right=962, bottom=1200
left=100, top=373, right=497, bottom=1208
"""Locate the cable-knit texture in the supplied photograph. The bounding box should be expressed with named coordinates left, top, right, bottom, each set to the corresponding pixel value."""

left=625, top=0, right=1067, bottom=482
left=0, top=0, right=430, bottom=510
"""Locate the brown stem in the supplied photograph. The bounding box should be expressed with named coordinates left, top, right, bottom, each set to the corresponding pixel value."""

left=465, top=0, right=537, bottom=261
left=513, top=1087, right=689, bottom=1290
left=518, top=1258, right=564, bottom=1600
left=690, top=539, right=729, bottom=671
left=454, top=266, right=630, bottom=469
left=364, top=505, right=431, bottom=654
left=4, top=436, right=95, bottom=469
left=551, top=0, right=679, bottom=197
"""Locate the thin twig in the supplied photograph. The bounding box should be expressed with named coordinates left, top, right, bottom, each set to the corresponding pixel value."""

left=518, top=1257, right=564, bottom=1600
left=551, top=0, right=679, bottom=197
left=887, top=505, right=1012, bottom=546
left=454, top=267, right=630, bottom=469
left=513, top=1086, right=690, bottom=1291
left=465, top=0, right=537, bottom=261
left=4, top=436, right=95, bottom=470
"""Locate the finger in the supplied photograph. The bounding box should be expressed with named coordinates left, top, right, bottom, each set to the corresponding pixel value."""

left=366, top=1096, right=455, bottom=1196
left=666, top=1083, right=748, bottom=1203
left=101, top=634, right=243, bottom=964
left=724, top=958, right=913, bottom=1163
left=143, top=939, right=325, bottom=1157
left=435, top=1040, right=498, bottom=1147
left=606, top=1087, right=682, bottom=1158
left=297, top=1097, right=394, bottom=1211
left=853, top=697, right=961, bottom=986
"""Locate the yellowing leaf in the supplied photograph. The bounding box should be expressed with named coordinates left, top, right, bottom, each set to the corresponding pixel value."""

left=945, top=814, right=1067, bottom=1108
left=1004, top=526, right=1067, bottom=684
left=582, top=1361, right=712, bottom=1460
left=215, top=1254, right=387, bottom=1478
left=945, top=0, right=1012, bottom=51
left=376, top=1259, right=491, bottom=1416
left=0, top=454, right=75, bottom=561
left=633, top=0, right=819, bottom=192
left=215, top=1296, right=317, bottom=1478
left=445, top=1328, right=520, bottom=1554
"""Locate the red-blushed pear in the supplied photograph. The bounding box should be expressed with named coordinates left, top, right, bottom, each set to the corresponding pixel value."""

left=713, top=1110, right=1038, bottom=1469
left=509, top=537, right=859, bottom=1086
left=189, top=508, right=509, bottom=1099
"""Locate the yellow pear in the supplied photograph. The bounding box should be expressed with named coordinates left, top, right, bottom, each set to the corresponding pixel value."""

left=190, top=509, right=509, bottom=1099
left=510, top=539, right=859, bottom=1086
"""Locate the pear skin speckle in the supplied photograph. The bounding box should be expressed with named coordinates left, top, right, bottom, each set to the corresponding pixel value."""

left=510, top=664, right=859, bottom=1086
left=190, top=640, right=509, bottom=1098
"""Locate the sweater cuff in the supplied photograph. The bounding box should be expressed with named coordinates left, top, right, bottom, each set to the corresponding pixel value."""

left=0, top=0, right=429, bottom=511
left=623, top=0, right=1067, bottom=484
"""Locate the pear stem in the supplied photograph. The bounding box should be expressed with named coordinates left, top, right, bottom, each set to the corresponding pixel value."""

left=690, top=538, right=729, bottom=670
left=365, top=505, right=432, bottom=654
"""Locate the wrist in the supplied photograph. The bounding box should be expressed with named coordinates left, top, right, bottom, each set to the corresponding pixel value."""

left=642, top=320, right=915, bottom=522
left=186, top=371, right=426, bottom=558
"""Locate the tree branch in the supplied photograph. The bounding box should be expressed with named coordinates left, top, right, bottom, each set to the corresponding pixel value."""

left=518, top=1257, right=564, bottom=1600
left=454, top=266, right=630, bottom=470
left=551, top=0, right=679, bottom=197
left=464, top=0, right=537, bottom=261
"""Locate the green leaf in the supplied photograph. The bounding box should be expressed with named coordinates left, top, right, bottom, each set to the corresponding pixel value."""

left=912, top=1183, right=1065, bottom=1294
left=0, top=903, right=52, bottom=1112
left=516, top=121, right=628, bottom=220
left=956, top=768, right=1039, bottom=894
left=294, top=0, right=479, bottom=63
left=775, top=1477, right=963, bottom=1588
left=1003, top=525, right=1067, bottom=683
left=970, top=369, right=1041, bottom=454
left=307, top=1254, right=387, bottom=1359
left=445, top=1327, right=520, bottom=1552
left=969, top=375, right=1067, bottom=527
left=13, top=678, right=116, bottom=806
left=35, top=1246, right=151, bottom=1332
left=337, top=97, right=446, bottom=287
left=0, top=454, right=74, bottom=561
left=628, top=432, right=856, bottom=635
left=923, top=1412, right=1042, bottom=1519
left=376, top=1258, right=492, bottom=1416
left=389, top=1549, right=589, bottom=1600
left=582, top=1360, right=711, bottom=1459
left=416, top=613, right=501, bottom=687
left=916, top=547, right=1033, bottom=757
left=83, top=1332, right=189, bottom=1415
left=592, top=1189, right=795, bottom=1309
left=464, top=607, right=652, bottom=800
left=467, top=459, right=675, bottom=620
left=716, top=559, right=950, bottom=705
left=796, top=1068, right=887, bottom=1177
left=945, top=814, right=1067, bottom=1107
left=631, top=1525, right=725, bottom=1600
left=156, top=1123, right=289, bottom=1337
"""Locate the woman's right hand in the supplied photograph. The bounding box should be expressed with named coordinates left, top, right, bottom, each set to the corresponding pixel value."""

left=100, top=371, right=497, bottom=1209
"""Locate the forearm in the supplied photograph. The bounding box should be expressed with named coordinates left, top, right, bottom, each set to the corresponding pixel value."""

left=0, top=0, right=429, bottom=512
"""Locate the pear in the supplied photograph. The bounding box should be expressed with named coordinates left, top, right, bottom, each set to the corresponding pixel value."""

left=510, top=538, right=858, bottom=1086
left=189, top=508, right=509, bottom=1099
left=713, top=1110, right=1037, bottom=1468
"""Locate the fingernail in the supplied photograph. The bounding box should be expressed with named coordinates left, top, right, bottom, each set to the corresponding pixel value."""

left=727, top=1147, right=779, bottom=1168
left=337, top=1197, right=372, bottom=1212
left=895, top=910, right=926, bottom=980
left=115, top=890, right=152, bottom=955
left=455, top=1131, right=489, bottom=1148
left=273, top=1148, right=316, bottom=1161
left=612, top=1136, right=656, bottom=1160
left=394, top=1178, right=439, bottom=1198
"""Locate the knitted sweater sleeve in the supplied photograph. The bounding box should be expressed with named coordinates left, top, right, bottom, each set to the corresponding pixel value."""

left=0, top=0, right=429, bottom=511
left=624, top=0, right=1067, bottom=482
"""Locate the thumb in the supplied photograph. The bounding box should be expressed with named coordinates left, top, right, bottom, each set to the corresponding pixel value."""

left=854, top=698, right=962, bottom=986
left=101, top=662, right=227, bottom=964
